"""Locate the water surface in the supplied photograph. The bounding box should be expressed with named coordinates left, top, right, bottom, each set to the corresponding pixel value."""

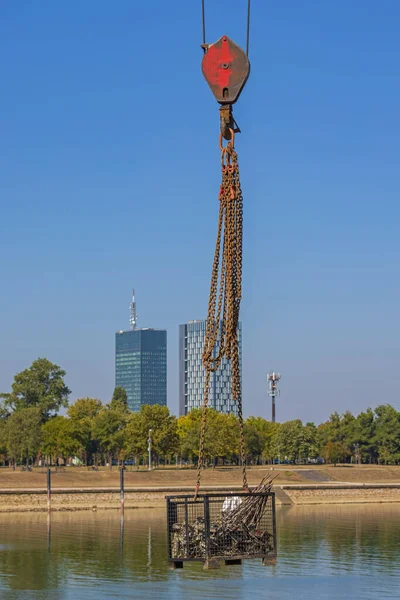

left=0, top=504, right=399, bottom=599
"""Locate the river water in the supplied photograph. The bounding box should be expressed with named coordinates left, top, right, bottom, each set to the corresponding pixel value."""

left=0, top=505, right=399, bottom=599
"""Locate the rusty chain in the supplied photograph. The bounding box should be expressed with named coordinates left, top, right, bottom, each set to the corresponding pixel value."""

left=194, top=129, right=248, bottom=500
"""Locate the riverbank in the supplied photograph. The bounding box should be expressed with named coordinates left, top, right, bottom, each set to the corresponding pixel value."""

left=1, top=483, right=400, bottom=512
left=277, top=484, right=400, bottom=505
left=1, top=464, right=400, bottom=489
left=1, top=466, right=400, bottom=511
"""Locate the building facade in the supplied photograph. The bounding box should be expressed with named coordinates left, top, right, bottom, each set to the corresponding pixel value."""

left=179, top=320, right=242, bottom=416
left=115, top=328, right=167, bottom=412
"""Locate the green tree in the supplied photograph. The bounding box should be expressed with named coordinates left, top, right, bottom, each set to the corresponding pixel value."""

left=177, top=410, right=202, bottom=462
left=244, top=416, right=276, bottom=464
left=67, top=398, right=103, bottom=465
left=125, top=412, right=145, bottom=460
left=318, top=411, right=356, bottom=462
left=4, top=407, right=42, bottom=465
left=322, top=441, right=349, bottom=466
left=0, top=420, right=6, bottom=464
left=177, top=408, right=221, bottom=464
left=209, top=412, right=239, bottom=465
left=263, top=422, right=281, bottom=463
left=92, top=408, right=127, bottom=468
left=109, top=387, right=129, bottom=414
left=341, top=410, right=356, bottom=451
left=134, top=404, right=179, bottom=465
left=41, top=416, right=79, bottom=464
left=271, top=419, right=306, bottom=463
left=0, top=358, right=71, bottom=421
left=323, top=412, right=342, bottom=444
left=316, top=422, right=328, bottom=455
left=303, top=422, right=319, bottom=460
left=0, top=405, right=9, bottom=422
left=67, top=397, right=102, bottom=421
left=353, top=408, right=376, bottom=463
left=374, top=404, right=400, bottom=464
left=125, top=405, right=179, bottom=465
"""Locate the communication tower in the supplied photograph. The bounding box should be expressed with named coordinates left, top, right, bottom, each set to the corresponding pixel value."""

left=268, top=371, right=281, bottom=423
left=129, top=289, right=138, bottom=330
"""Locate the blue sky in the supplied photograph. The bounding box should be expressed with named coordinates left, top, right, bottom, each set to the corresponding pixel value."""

left=1, top=1, right=399, bottom=423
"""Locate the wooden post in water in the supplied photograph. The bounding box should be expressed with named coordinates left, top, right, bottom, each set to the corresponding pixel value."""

left=47, top=468, right=51, bottom=512
left=120, top=467, right=125, bottom=512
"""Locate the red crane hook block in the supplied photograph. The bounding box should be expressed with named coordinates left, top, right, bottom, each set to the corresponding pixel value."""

left=202, top=35, right=250, bottom=105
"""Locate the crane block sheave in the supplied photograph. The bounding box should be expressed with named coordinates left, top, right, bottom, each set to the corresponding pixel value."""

left=202, top=35, right=250, bottom=105
left=200, top=1, right=251, bottom=140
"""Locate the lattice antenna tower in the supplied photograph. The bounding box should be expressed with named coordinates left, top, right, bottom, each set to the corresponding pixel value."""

left=267, top=371, right=281, bottom=423
left=129, top=289, right=138, bottom=330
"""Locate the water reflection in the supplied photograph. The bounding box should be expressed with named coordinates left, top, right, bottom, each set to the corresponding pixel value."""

left=0, top=505, right=399, bottom=599
left=47, top=513, right=51, bottom=556
left=120, top=513, right=124, bottom=554
left=276, top=505, right=400, bottom=577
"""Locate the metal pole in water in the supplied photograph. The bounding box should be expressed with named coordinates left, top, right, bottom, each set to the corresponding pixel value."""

left=47, top=512, right=51, bottom=554
left=47, top=468, right=51, bottom=512
left=120, top=467, right=125, bottom=512
left=147, top=526, right=152, bottom=571
left=120, top=511, right=124, bottom=554
left=148, top=429, right=152, bottom=471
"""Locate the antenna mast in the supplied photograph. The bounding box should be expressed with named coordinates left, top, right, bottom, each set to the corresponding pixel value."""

left=268, top=372, right=281, bottom=423
left=129, top=289, right=138, bottom=330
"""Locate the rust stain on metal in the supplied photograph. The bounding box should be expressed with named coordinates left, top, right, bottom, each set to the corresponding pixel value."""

left=202, top=35, right=250, bottom=105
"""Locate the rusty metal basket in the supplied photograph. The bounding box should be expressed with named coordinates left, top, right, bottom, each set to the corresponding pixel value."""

left=166, top=492, right=277, bottom=569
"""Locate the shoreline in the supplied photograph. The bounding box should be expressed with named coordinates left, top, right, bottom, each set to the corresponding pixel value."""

left=0, top=483, right=400, bottom=512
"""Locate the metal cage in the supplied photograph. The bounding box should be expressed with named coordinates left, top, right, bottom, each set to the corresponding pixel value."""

left=166, top=492, right=277, bottom=569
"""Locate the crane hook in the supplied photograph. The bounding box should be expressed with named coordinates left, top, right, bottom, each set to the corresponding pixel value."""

left=201, top=35, right=250, bottom=139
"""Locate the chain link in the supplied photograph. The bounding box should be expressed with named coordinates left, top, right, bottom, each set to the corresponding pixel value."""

left=194, top=136, right=248, bottom=499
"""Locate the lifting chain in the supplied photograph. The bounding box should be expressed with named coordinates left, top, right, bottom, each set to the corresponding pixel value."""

left=194, top=129, right=248, bottom=500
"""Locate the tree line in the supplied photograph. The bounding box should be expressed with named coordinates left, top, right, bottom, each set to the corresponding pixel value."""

left=1, top=358, right=400, bottom=467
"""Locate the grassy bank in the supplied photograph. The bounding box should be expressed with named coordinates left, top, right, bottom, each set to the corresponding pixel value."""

left=1, top=465, right=400, bottom=490
left=0, top=465, right=304, bottom=489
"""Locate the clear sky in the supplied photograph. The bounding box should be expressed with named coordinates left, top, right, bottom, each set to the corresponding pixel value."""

left=1, top=1, right=399, bottom=423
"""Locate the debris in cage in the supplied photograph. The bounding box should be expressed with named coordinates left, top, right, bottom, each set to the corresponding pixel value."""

left=171, top=517, right=206, bottom=558
left=170, top=475, right=275, bottom=560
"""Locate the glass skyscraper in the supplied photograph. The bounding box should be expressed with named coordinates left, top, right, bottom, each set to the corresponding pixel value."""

left=179, top=320, right=242, bottom=417
left=115, top=328, right=167, bottom=412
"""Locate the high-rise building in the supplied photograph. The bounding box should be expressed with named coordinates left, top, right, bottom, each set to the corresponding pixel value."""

left=116, top=329, right=167, bottom=412
left=179, top=320, right=242, bottom=417
left=115, top=291, right=167, bottom=412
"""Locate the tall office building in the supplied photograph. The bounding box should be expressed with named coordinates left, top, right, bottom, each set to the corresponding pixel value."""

left=115, top=291, right=167, bottom=412
left=179, top=320, right=242, bottom=417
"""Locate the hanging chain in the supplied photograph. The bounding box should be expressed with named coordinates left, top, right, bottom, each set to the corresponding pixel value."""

left=194, top=130, right=248, bottom=500
left=201, top=0, right=251, bottom=56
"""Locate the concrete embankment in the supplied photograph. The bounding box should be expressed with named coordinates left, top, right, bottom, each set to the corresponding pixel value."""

left=1, top=483, right=400, bottom=512
left=0, top=489, right=165, bottom=512
left=0, top=486, right=247, bottom=512
left=280, top=483, right=400, bottom=505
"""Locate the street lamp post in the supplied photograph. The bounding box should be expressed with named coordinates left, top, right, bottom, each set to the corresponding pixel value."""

left=354, top=443, right=360, bottom=465
left=148, top=429, right=152, bottom=471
